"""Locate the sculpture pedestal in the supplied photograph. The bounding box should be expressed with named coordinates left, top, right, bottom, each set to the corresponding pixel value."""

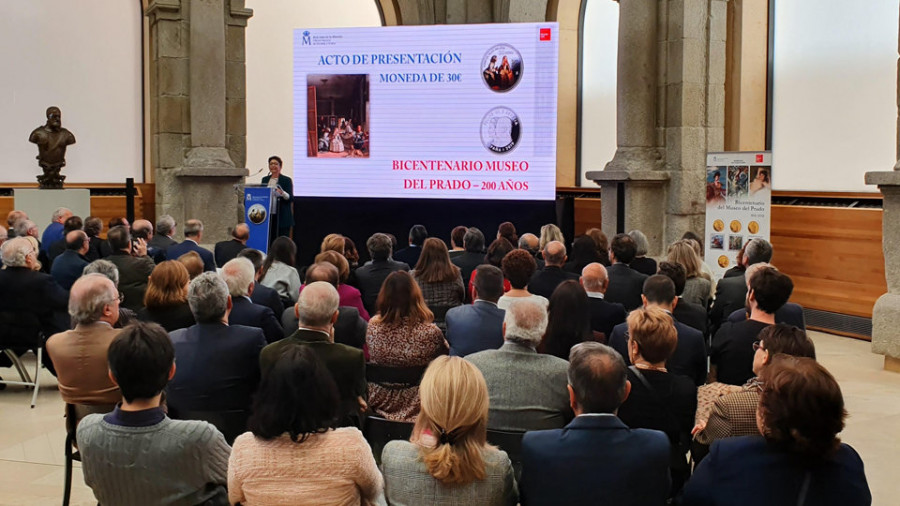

left=14, top=188, right=90, bottom=237
left=865, top=170, right=900, bottom=371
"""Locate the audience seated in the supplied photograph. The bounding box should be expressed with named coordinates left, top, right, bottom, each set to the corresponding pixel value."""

left=236, top=248, right=284, bottom=318
left=616, top=307, right=697, bottom=496
left=538, top=223, right=564, bottom=252
left=176, top=250, right=204, bottom=279
left=47, top=215, right=83, bottom=264
left=726, top=301, right=806, bottom=330
left=148, top=214, right=178, bottom=254
left=452, top=227, right=487, bottom=289
left=50, top=230, right=89, bottom=290
left=541, top=280, right=593, bottom=360
left=320, top=232, right=345, bottom=255
left=260, top=281, right=367, bottom=427
left=520, top=342, right=670, bottom=505
left=77, top=322, right=230, bottom=506
left=167, top=273, right=266, bottom=416
left=467, top=238, right=513, bottom=300
left=711, top=264, right=794, bottom=386
left=609, top=275, right=707, bottom=385
left=228, top=346, right=383, bottom=505
left=411, top=237, right=465, bottom=332
left=693, top=324, right=816, bottom=462
left=382, top=356, right=517, bottom=505
left=393, top=224, right=428, bottom=267
left=498, top=221, right=518, bottom=248
left=165, top=219, right=215, bottom=272
left=564, top=235, right=604, bottom=275
left=221, top=257, right=284, bottom=344
left=46, top=274, right=122, bottom=406
left=604, top=233, right=649, bottom=311
left=366, top=271, right=448, bottom=421
left=682, top=356, right=871, bottom=505
left=312, top=250, right=370, bottom=320
left=448, top=225, right=467, bottom=258
left=83, top=259, right=137, bottom=328
left=6, top=210, right=28, bottom=238
left=355, top=232, right=410, bottom=316
left=709, top=238, right=773, bottom=331
left=666, top=240, right=711, bottom=308
left=528, top=240, right=579, bottom=300
left=282, top=262, right=366, bottom=349
left=467, top=299, right=570, bottom=431
left=657, top=261, right=707, bottom=335
left=682, top=234, right=717, bottom=299
left=106, top=225, right=155, bottom=312
left=83, top=216, right=111, bottom=262
left=627, top=230, right=657, bottom=277
left=259, top=236, right=302, bottom=306
left=446, top=265, right=506, bottom=356
left=343, top=236, right=361, bottom=280
left=498, top=248, right=548, bottom=310
left=214, top=223, right=249, bottom=268
left=40, top=207, right=72, bottom=253
left=517, top=232, right=541, bottom=261
left=136, top=260, right=195, bottom=332
left=584, top=228, right=611, bottom=267
left=132, top=219, right=165, bottom=264
left=579, top=262, right=627, bottom=342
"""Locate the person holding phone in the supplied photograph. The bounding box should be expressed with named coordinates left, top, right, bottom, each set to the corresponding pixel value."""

left=261, top=155, right=294, bottom=240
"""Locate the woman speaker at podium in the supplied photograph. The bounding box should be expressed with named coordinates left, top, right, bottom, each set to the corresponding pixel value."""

left=262, top=155, right=294, bottom=239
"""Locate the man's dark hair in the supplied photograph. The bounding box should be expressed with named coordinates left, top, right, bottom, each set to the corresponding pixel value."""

left=66, top=231, right=87, bottom=251
left=108, top=321, right=174, bottom=403
left=450, top=226, right=467, bottom=248
left=568, top=342, right=628, bottom=413
left=610, top=233, right=637, bottom=264
left=408, top=224, right=428, bottom=246
left=751, top=267, right=794, bottom=313
left=366, top=233, right=393, bottom=261
left=463, top=227, right=485, bottom=253
left=107, top=225, right=131, bottom=251
left=642, top=274, right=677, bottom=305
left=657, top=261, right=686, bottom=296
left=759, top=324, right=816, bottom=360
left=745, top=238, right=773, bottom=265
left=473, top=264, right=504, bottom=302
left=237, top=248, right=264, bottom=272
left=268, top=155, right=283, bottom=166
left=84, top=216, right=103, bottom=238
left=63, top=216, right=83, bottom=234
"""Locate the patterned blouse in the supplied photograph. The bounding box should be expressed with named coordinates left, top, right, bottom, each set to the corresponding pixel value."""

left=366, top=316, right=448, bottom=422
left=411, top=270, right=465, bottom=333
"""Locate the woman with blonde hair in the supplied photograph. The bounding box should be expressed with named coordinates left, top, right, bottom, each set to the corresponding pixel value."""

left=320, top=233, right=345, bottom=255
left=666, top=240, right=711, bottom=308
left=538, top=223, right=565, bottom=252
left=137, top=260, right=194, bottom=331
left=382, top=356, right=517, bottom=505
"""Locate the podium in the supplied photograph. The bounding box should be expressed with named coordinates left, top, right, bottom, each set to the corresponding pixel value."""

left=243, top=185, right=275, bottom=254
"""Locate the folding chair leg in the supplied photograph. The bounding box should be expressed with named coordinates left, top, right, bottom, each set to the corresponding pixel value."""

left=4, top=349, right=31, bottom=384
left=63, top=437, right=73, bottom=506
left=30, top=348, right=41, bottom=408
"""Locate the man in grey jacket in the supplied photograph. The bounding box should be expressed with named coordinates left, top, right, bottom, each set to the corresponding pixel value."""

left=466, top=299, right=572, bottom=431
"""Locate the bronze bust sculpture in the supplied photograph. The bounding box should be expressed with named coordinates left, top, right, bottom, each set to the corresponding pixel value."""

left=29, top=106, right=76, bottom=189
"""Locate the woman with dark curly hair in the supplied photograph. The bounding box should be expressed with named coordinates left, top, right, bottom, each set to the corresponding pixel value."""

left=497, top=248, right=548, bottom=310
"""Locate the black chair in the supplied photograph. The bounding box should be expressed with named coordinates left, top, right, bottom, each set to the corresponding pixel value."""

left=363, top=415, right=414, bottom=465
left=365, top=363, right=427, bottom=387
left=487, top=429, right=526, bottom=482
left=63, top=402, right=117, bottom=506
left=0, top=311, right=45, bottom=408
left=173, top=409, right=250, bottom=445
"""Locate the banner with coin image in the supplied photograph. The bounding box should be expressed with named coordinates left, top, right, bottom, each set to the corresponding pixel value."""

left=293, top=23, right=559, bottom=200
left=704, top=152, right=773, bottom=279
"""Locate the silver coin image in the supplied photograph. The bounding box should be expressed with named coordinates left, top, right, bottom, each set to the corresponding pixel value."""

left=481, top=44, right=523, bottom=92
left=480, top=107, right=521, bottom=154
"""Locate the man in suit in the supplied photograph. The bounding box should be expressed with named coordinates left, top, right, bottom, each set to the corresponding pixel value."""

left=392, top=224, right=427, bottom=267
left=527, top=240, right=578, bottom=299
left=260, top=281, right=366, bottom=426
left=261, top=155, right=294, bottom=239
left=466, top=299, right=570, bottom=431
left=131, top=219, right=166, bottom=264
left=221, top=257, right=284, bottom=344
left=355, top=233, right=409, bottom=315
left=709, top=238, right=773, bottom=332
left=608, top=275, right=707, bottom=386
left=580, top=262, right=626, bottom=342
left=46, top=274, right=121, bottom=407
left=604, top=233, right=648, bottom=311
left=106, top=225, right=156, bottom=312
left=236, top=248, right=284, bottom=317
left=711, top=264, right=794, bottom=386
left=451, top=227, right=487, bottom=295
left=47, top=215, right=82, bottom=265
left=658, top=261, right=708, bottom=335
left=448, top=225, right=467, bottom=259
left=214, top=224, right=249, bottom=268
left=40, top=207, right=71, bottom=253
left=280, top=262, right=366, bottom=350
left=50, top=230, right=90, bottom=290
left=446, top=265, right=506, bottom=356
left=147, top=214, right=178, bottom=254
left=520, top=342, right=670, bottom=505
left=167, top=272, right=266, bottom=416
left=166, top=219, right=215, bottom=273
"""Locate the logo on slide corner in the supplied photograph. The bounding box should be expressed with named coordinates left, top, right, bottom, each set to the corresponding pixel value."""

left=302, top=31, right=311, bottom=45
left=540, top=28, right=552, bottom=41
left=480, top=107, right=521, bottom=154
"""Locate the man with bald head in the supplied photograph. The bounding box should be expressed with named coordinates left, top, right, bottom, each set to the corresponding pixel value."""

left=50, top=230, right=90, bottom=289
left=605, top=233, right=649, bottom=311
left=6, top=210, right=27, bottom=237
left=214, top=223, right=250, bottom=268
left=221, top=257, right=283, bottom=343
left=580, top=262, right=626, bottom=342
left=527, top=240, right=578, bottom=299
left=46, top=274, right=122, bottom=406
left=260, top=281, right=366, bottom=427
left=132, top=219, right=165, bottom=264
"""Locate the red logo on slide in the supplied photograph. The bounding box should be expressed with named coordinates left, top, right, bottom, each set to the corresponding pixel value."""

left=756, top=154, right=764, bottom=163
left=540, top=28, right=551, bottom=41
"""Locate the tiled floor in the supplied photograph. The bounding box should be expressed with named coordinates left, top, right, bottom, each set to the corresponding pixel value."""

left=0, top=330, right=898, bottom=505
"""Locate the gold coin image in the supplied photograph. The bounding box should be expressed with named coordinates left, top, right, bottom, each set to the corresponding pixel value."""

left=730, top=220, right=741, bottom=233
left=713, top=219, right=724, bottom=232
left=718, top=255, right=729, bottom=268
left=748, top=221, right=759, bottom=234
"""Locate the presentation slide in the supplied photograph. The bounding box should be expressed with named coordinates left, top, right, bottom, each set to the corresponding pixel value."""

left=293, top=23, right=559, bottom=200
